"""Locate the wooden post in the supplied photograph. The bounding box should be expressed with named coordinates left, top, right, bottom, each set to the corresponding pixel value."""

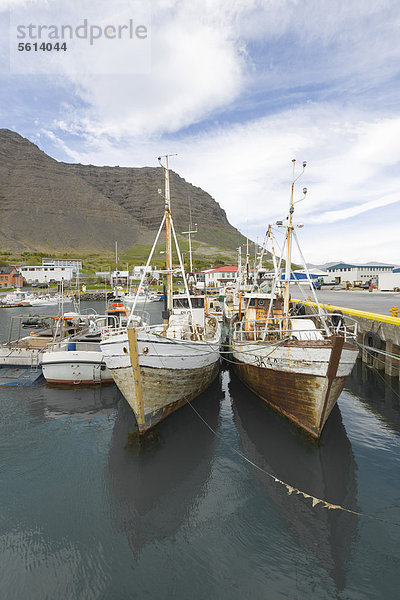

left=127, top=326, right=145, bottom=430
left=385, top=340, right=400, bottom=378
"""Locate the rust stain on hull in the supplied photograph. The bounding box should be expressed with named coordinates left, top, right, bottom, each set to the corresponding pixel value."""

left=234, top=360, right=346, bottom=438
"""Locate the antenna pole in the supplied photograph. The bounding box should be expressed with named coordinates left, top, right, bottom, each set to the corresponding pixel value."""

left=181, top=197, right=197, bottom=273
left=283, top=160, right=296, bottom=321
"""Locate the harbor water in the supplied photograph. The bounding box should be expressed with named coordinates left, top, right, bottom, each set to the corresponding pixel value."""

left=1, top=300, right=400, bottom=599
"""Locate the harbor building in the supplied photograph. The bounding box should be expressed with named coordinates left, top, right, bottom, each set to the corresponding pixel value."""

left=326, top=263, right=394, bottom=286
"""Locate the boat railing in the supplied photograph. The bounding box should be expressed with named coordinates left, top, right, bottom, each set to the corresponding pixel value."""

left=5, top=314, right=59, bottom=345
left=101, top=311, right=151, bottom=339
left=232, top=312, right=357, bottom=343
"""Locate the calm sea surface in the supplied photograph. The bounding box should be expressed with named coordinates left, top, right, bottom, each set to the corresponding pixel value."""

left=1, top=301, right=400, bottom=599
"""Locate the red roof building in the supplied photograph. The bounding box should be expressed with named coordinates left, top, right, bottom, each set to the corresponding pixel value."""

left=201, top=266, right=238, bottom=286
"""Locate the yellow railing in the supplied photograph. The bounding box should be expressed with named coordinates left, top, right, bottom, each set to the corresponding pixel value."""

left=293, top=299, right=400, bottom=326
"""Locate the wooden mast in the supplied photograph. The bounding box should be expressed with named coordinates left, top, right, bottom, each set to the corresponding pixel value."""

left=158, top=155, right=175, bottom=324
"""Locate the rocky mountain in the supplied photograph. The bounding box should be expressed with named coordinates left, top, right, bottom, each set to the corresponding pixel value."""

left=0, top=129, right=245, bottom=254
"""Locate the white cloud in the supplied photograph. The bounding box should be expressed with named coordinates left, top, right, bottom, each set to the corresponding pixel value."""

left=38, top=0, right=246, bottom=138
left=2, top=0, right=400, bottom=264
left=42, top=102, right=400, bottom=265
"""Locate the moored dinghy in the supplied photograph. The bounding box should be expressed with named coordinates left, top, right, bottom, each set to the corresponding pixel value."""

left=100, top=155, right=221, bottom=432
left=229, top=160, right=359, bottom=438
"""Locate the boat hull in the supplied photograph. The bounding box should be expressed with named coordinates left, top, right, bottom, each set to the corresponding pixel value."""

left=0, top=340, right=49, bottom=366
left=42, top=350, right=113, bottom=385
left=109, top=361, right=219, bottom=431
left=101, top=331, right=220, bottom=431
left=232, top=338, right=358, bottom=437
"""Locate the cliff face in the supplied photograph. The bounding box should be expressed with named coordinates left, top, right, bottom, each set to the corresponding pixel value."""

left=0, top=129, right=244, bottom=253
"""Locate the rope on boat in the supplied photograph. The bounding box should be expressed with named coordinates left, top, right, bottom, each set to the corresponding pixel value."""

left=186, top=389, right=400, bottom=529
left=149, top=328, right=290, bottom=358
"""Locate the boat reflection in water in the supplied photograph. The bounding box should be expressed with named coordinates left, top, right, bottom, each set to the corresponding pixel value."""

left=107, top=376, right=221, bottom=555
left=346, top=359, right=400, bottom=436
left=38, top=383, right=121, bottom=420
left=230, top=370, right=358, bottom=592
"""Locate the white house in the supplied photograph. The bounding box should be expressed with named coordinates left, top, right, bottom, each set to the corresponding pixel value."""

left=110, top=270, right=129, bottom=286
left=131, top=265, right=161, bottom=281
left=19, top=264, right=75, bottom=283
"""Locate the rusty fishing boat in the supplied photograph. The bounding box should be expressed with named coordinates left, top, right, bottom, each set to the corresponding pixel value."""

left=100, top=155, right=221, bottom=432
left=229, top=160, right=359, bottom=438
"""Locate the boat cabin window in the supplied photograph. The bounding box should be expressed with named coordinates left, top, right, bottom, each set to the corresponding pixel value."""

left=173, top=297, right=204, bottom=309
left=106, top=311, right=125, bottom=326
left=247, top=298, right=266, bottom=308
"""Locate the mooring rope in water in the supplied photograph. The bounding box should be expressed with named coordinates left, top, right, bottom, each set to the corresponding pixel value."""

left=356, top=341, right=400, bottom=363
left=186, top=394, right=400, bottom=528
left=357, top=343, right=400, bottom=402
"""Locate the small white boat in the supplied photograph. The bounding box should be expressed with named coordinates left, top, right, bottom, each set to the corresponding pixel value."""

left=123, top=291, right=159, bottom=307
left=42, top=334, right=112, bottom=385
left=1, top=289, right=33, bottom=306
left=30, top=294, right=72, bottom=307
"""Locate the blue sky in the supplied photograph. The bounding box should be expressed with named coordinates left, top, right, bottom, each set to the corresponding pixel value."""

left=1, top=0, right=400, bottom=265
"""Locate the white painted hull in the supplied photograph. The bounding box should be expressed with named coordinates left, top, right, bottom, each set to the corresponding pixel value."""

left=123, top=295, right=157, bottom=307
left=101, top=330, right=220, bottom=430
left=232, top=341, right=357, bottom=378
left=30, top=299, right=58, bottom=306
left=0, top=345, right=43, bottom=367
left=42, top=350, right=112, bottom=384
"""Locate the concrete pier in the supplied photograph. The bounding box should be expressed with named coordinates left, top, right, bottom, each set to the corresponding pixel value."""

left=295, top=299, right=400, bottom=381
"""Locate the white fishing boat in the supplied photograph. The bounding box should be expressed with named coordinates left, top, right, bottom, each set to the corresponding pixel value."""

left=229, top=160, right=359, bottom=438
left=100, top=155, right=221, bottom=432
left=1, top=289, right=34, bottom=306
